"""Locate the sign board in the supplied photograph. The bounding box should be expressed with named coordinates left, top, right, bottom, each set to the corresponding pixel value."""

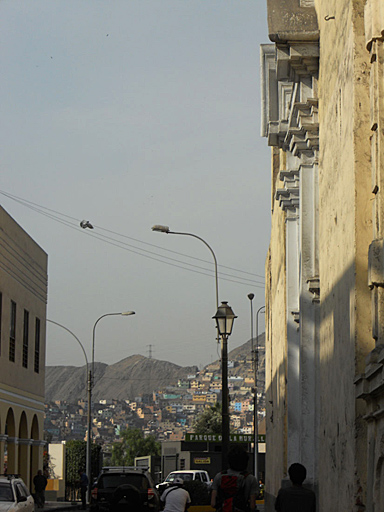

left=185, top=433, right=266, bottom=443
left=193, top=457, right=211, bottom=464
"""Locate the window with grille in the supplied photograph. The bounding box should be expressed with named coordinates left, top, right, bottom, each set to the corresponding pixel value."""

left=9, top=301, right=16, bottom=362
left=34, top=318, right=40, bottom=373
left=22, top=309, right=29, bottom=368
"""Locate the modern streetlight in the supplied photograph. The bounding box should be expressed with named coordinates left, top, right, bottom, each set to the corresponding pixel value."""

left=152, top=225, right=233, bottom=466
left=87, top=310, right=135, bottom=500
left=47, top=320, right=91, bottom=500
left=151, top=225, right=219, bottom=313
left=47, top=319, right=89, bottom=369
left=213, top=301, right=237, bottom=469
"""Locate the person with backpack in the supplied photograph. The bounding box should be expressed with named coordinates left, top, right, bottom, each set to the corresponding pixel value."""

left=211, top=446, right=259, bottom=512
left=160, top=477, right=191, bottom=512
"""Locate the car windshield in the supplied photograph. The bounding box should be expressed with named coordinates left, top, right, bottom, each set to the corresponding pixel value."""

left=99, top=474, right=148, bottom=490
left=166, top=473, right=193, bottom=482
left=0, top=482, right=13, bottom=501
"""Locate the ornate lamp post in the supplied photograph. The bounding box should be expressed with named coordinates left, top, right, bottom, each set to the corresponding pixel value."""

left=254, top=305, right=265, bottom=482
left=213, top=301, right=237, bottom=469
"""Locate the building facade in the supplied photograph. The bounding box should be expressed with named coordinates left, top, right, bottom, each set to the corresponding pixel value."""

left=261, top=1, right=384, bottom=510
left=0, top=206, right=48, bottom=489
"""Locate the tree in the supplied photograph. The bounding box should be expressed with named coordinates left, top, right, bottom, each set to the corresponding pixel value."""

left=192, top=404, right=222, bottom=434
left=111, top=428, right=160, bottom=466
left=65, top=440, right=101, bottom=501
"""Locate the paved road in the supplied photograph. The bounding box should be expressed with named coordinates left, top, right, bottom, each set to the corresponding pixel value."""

left=38, top=502, right=81, bottom=511
left=39, top=502, right=264, bottom=512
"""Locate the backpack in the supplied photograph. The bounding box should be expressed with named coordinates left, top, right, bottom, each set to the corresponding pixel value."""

left=216, top=470, right=249, bottom=512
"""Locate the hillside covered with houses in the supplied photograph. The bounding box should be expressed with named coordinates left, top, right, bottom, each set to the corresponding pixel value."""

left=44, top=335, right=265, bottom=451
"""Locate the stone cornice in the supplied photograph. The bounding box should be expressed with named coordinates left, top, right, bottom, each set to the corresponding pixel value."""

left=276, top=43, right=319, bottom=80
left=276, top=168, right=300, bottom=211
left=267, top=0, right=319, bottom=44
left=261, top=43, right=319, bottom=156
left=18, top=438, right=34, bottom=446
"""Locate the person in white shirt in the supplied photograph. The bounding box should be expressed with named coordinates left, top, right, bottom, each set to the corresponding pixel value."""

left=160, top=477, right=191, bottom=512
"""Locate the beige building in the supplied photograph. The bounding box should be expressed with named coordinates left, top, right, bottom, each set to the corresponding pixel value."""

left=0, top=206, right=47, bottom=489
left=261, top=0, right=384, bottom=510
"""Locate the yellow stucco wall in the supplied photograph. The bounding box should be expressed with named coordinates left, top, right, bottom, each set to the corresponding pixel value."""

left=265, top=147, right=287, bottom=502
left=0, top=206, right=48, bottom=491
left=315, top=0, right=372, bottom=509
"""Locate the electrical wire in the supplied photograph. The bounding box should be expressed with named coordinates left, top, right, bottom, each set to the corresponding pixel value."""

left=0, top=189, right=264, bottom=279
left=0, top=189, right=265, bottom=288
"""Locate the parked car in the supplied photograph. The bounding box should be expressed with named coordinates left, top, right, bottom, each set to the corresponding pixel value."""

left=156, top=470, right=211, bottom=495
left=90, top=466, right=160, bottom=512
left=0, top=475, right=34, bottom=512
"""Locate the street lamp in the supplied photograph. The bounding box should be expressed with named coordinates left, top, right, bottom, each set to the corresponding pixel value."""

left=87, top=310, right=135, bottom=500
left=254, top=305, right=265, bottom=483
left=247, top=293, right=258, bottom=476
left=213, top=301, right=237, bottom=469
left=151, top=225, right=219, bottom=312
left=152, top=225, right=233, bottom=467
left=47, top=320, right=92, bottom=498
left=47, top=319, right=89, bottom=369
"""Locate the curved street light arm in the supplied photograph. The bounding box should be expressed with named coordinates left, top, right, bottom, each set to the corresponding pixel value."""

left=47, top=319, right=89, bottom=368
left=167, top=230, right=219, bottom=310
left=92, top=312, right=132, bottom=375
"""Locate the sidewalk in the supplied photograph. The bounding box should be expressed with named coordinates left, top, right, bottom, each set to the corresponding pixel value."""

left=38, top=502, right=82, bottom=511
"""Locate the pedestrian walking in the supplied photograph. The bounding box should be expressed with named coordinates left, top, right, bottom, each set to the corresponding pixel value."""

left=275, top=463, right=316, bottom=512
left=77, top=469, right=88, bottom=510
left=211, top=446, right=259, bottom=512
left=33, top=469, right=48, bottom=509
left=160, top=477, right=191, bottom=512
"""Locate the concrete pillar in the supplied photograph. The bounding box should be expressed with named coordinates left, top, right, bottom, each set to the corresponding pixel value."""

left=299, top=160, right=319, bottom=486
left=286, top=209, right=301, bottom=468
left=18, top=438, right=32, bottom=486
left=31, top=440, right=46, bottom=490
left=0, top=435, right=7, bottom=474
left=6, top=437, right=19, bottom=474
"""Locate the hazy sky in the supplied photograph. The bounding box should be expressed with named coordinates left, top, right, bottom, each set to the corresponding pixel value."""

left=1, top=0, right=270, bottom=369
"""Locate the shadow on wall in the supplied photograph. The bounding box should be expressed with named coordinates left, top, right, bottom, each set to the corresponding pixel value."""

left=264, top=260, right=372, bottom=510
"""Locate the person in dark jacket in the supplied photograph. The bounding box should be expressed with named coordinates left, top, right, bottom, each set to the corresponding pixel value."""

left=275, top=463, right=316, bottom=512
left=78, top=469, right=89, bottom=510
left=33, top=469, right=48, bottom=509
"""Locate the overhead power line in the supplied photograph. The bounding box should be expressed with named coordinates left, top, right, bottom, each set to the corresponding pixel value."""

left=0, top=189, right=265, bottom=288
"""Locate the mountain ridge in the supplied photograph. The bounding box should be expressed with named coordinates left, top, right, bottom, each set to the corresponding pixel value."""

left=45, top=335, right=265, bottom=402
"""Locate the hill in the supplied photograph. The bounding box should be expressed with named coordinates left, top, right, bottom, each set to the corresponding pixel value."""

left=45, top=335, right=265, bottom=403
left=45, top=354, right=198, bottom=402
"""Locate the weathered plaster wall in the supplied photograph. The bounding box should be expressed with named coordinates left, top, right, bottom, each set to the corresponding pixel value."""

left=315, top=0, right=372, bottom=509
left=355, top=2, right=384, bottom=511
left=264, top=147, right=288, bottom=510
